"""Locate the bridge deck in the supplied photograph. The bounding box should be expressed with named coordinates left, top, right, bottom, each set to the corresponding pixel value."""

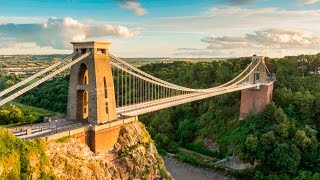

left=11, top=116, right=138, bottom=140
left=11, top=118, right=88, bottom=139
left=117, top=83, right=260, bottom=116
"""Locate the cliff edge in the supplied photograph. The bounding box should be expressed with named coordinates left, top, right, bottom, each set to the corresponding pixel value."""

left=0, top=122, right=172, bottom=180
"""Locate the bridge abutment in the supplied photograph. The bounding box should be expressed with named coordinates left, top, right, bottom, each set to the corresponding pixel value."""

left=72, top=125, right=122, bottom=153
left=239, top=82, right=273, bottom=119
left=42, top=116, right=138, bottom=153
left=91, top=125, right=122, bottom=153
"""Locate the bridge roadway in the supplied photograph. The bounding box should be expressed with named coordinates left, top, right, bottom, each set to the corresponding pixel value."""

left=11, top=119, right=89, bottom=140
left=11, top=116, right=138, bottom=140
left=116, top=83, right=260, bottom=116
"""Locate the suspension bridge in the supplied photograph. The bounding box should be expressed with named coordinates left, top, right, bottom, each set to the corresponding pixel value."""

left=0, top=41, right=274, bottom=153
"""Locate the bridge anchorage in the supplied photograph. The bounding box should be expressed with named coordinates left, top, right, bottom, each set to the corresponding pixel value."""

left=2, top=41, right=274, bottom=153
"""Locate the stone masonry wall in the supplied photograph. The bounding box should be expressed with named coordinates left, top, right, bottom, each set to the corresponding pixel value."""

left=239, top=83, right=273, bottom=119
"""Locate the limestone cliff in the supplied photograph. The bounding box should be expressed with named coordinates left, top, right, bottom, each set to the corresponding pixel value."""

left=0, top=122, right=172, bottom=180
left=46, top=121, right=171, bottom=179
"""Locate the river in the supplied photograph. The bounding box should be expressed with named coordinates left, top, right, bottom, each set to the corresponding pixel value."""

left=163, top=156, right=234, bottom=180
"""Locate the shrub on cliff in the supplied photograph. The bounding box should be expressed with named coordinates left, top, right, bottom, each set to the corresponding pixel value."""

left=0, top=128, right=55, bottom=179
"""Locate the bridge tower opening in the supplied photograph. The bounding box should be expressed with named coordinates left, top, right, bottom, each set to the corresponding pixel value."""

left=76, top=64, right=89, bottom=121
left=76, top=90, right=89, bottom=121
left=239, top=55, right=274, bottom=119
left=79, top=63, right=89, bottom=85
left=67, top=41, right=117, bottom=125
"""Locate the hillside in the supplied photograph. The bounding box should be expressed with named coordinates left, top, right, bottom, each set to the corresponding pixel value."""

left=0, top=122, right=171, bottom=179
left=4, top=54, right=320, bottom=178
left=139, top=56, right=320, bottom=179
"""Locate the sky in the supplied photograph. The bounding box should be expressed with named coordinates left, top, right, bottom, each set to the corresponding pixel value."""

left=0, top=0, right=320, bottom=57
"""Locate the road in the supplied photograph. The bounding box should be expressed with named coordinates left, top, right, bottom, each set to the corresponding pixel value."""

left=10, top=118, right=88, bottom=139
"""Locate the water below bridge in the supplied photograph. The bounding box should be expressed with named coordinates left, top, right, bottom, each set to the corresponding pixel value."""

left=162, top=156, right=234, bottom=180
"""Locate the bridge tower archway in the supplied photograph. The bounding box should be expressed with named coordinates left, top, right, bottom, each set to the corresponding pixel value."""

left=76, top=90, right=89, bottom=121
left=78, top=63, right=89, bottom=85
left=76, top=63, right=89, bottom=121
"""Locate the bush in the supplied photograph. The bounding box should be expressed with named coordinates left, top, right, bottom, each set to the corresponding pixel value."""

left=0, top=128, right=56, bottom=179
left=185, top=140, right=218, bottom=158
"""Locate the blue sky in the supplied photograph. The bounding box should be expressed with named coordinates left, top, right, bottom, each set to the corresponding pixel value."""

left=0, top=0, right=320, bottom=57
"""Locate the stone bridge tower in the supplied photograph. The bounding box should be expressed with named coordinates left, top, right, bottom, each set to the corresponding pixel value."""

left=239, top=55, right=274, bottom=119
left=67, top=41, right=117, bottom=125
left=65, top=41, right=137, bottom=154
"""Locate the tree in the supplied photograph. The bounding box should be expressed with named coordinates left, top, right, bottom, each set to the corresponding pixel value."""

left=277, top=122, right=289, bottom=138
left=270, top=143, right=301, bottom=174
left=177, top=118, right=198, bottom=145
left=0, top=109, right=10, bottom=124
left=243, top=134, right=258, bottom=164
left=294, top=130, right=311, bottom=150
left=8, top=105, right=23, bottom=123
left=260, top=131, right=276, bottom=147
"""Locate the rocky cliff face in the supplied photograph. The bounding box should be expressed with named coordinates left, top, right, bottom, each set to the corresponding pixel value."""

left=0, top=122, right=172, bottom=180
left=46, top=121, right=172, bottom=180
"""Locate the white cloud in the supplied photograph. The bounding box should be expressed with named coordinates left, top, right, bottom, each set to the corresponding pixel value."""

left=88, top=23, right=141, bottom=38
left=301, top=0, right=319, bottom=4
left=226, top=0, right=256, bottom=6
left=209, top=7, right=277, bottom=16
left=245, top=29, right=317, bottom=46
left=2, top=6, right=320, bottom=57
left=0, top=17, right=141, bottom=51
left=177, top=28, right=320, bottom=57
left=0, top=16, right=47, bottom=25
left=117, top=0, right=147, bottom=16
left=142, top=6, right=320, bottom=57
left=149, top=7, right=320, bottom=35
left=0, top=42, right=71, bottom=55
